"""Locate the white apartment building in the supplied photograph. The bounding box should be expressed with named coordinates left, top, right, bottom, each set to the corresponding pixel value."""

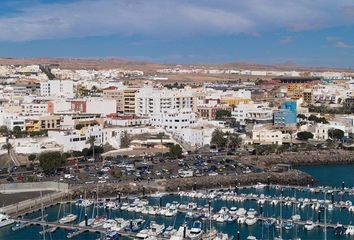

left=232, top=103, right=273, bottom=124
left=47, top=125, right=103, bottom=152
left=21, top=102, right=48, bottom=116
left=86, top=98, right=117, bottom=116
left=135, top=85, right=197, bottom=117
left=40, top=80, right=74, bottom=98
left=251, top=125, right=283, bottom=145
left=150, top=108, right=196, bottom=131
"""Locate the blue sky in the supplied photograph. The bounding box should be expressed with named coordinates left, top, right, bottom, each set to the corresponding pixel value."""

left=0, top=0, right=353, bottom=67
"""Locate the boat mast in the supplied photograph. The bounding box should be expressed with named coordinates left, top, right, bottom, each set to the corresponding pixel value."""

left=324, top=191, right=327, bottom=240
left=279, top=189, right=282, bottom=239
left=40, top=190, right=46, bottom=240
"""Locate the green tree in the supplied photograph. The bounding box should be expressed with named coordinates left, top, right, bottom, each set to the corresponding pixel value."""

left=86, top=136, right=96, bottom=160
left=215, top=109, right=231, bottom=119
left=75, top=124, right=85, bottom=130
left=28, top=154, right=37, bottom=162
left=38, top=151, right=65, bottom=173
left=211, top=129, right=227, bottom=149
left=169, top=144, right=183, bottom=158
left=297, top=131, right=314, bottom=141
left=12, top=126, right=22, bottom=138
left=156, top=132, right=166, bottom=144
left=227, top=134, right=242, bottom=149
left=120, top=131, right=131, bottom=148
left=328, top=128, right=344, bottom=140
left=297, top=114, right=307, bottom=119
left=0, top=126, right=9, bottom=136
left=1, top=143, right=12, bottom=154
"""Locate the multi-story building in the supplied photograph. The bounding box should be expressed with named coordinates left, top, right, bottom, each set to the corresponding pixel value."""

left=135, top=85, right=197, bottom=117
left=252, top=126, right=283, bottom=145
left=40, top=80, right=74, bottom=98
left=102, top=87, right=137, bottom=114
left=232, top=103, right=273, bottom=124
left=273, top=101, right=297, bottom=127
left=197, top=104, right=232, bottom=120
left=151, top=108, right=196, bottom=131
left=21, top=102, right=49, bottom=116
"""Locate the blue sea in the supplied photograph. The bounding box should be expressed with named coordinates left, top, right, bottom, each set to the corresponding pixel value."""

left=1, top=164, right=354, bottom=240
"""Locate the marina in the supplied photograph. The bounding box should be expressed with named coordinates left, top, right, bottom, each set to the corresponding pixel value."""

left=2, top=176, right=354, bottom=240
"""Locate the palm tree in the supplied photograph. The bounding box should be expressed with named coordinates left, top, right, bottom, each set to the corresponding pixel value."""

left=86, top=136, right=96, bottom=160
left=2, top=143, right=12, bottom=155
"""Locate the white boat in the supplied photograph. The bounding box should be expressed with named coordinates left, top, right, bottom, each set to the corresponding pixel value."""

left=106, top=201, right=116, bottom=209
left=229, top=207, right=237, bottom=216
left=148, top=221, right=165, bottom=236
left=246, top=236, right=257, bottom=240
left=235, top=208, right=246, bottom=217
left=111, top=218, right=129, bottom=231
left=291, top=214, right=301, bottom=221
left=59, top=214, right=77, bottom=224
left=245, top=215, right=257, bottom=226
left=78, top=218, right=95, bottom=227
left=0, top=213, right=14, bottom=228
left=120, top=202, right=129, bottom=210
left=136, top=229, right=157, bottom=240
left=216, top=214, right=229, bottom=223
left=102, top=219, right=117, bottom=229
left=246, top=209, right=257, bottom=216
left=237, top=216, right=246, bottom=224
left=304, top=220, right=316, bottom=231
left=345, top=225, right=354, bottom=235
left=170, top=226, right=185, bottom=240
left=188, top=221, right=203, bottom=239
left=165, top=207, right=178, bottom=217
left=92, top=216, right=107, bottom=227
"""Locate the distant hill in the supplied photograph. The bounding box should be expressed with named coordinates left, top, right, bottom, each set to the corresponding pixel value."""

left=0, top=57, right=352, bottom=72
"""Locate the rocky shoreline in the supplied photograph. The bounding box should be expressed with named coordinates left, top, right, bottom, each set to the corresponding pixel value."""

left=71, top=170, right=313, bottom=198
left=243, top=150, right=354, bottom=167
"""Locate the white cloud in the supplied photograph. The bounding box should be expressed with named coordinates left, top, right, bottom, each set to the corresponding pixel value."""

left=0, top=0, right=353, bottom=41
left=336, top=41, right=353, bottom=48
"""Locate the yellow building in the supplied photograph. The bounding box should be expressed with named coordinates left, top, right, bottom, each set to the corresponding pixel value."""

left=25, top=120, right=41, bottom=132
left=220, top=97, right=251, bottom=105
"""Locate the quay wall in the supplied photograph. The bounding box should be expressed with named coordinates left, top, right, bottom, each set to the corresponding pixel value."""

left=0, top=181, right=69, bottom=194
left=2, top=191, right=66, bottom=215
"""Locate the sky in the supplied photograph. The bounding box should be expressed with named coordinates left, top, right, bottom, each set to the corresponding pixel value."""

left=0, top=0, right=354, bottom=67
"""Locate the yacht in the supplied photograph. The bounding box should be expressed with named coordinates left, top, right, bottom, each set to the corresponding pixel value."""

left=235, top=208, right=246, bottom=217
left=78, top=218, right=95, bottom=227
left=188, top=221, right=203, bottom=239
left=92, top=216, right=107, bottom=228
left=246, top=236, right=257, bottom=240
left=120, top=202, right=129, bottom=210
left=283, top=220, right=294, bottom=230
left=125, top=219, right=145, bottom=232
left=229, top=207, right=237, bottom=216
left=237, top=215, right=246, bottom=224
left=216, top=214, right=229, bottom=223
left=165, top=207, right=178, bottom=217
left=345, top=225, right=354, bottom=235
left=245, top=215, right=257, bottom=226
left=148, top=221, right=165, bottom=236
left=103, top=219, right=117, bottom=229
left=59, top=214, right=77, bottom=224
left=304, top=220, right=316, bottom=231
left=111, top=218, right=129, bottom=231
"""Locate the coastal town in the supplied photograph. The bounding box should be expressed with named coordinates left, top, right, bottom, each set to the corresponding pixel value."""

left=0, top=61, right=353, bottom=239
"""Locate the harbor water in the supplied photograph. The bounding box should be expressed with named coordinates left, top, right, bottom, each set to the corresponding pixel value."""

left=1, top=164, right=354, bottom=240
